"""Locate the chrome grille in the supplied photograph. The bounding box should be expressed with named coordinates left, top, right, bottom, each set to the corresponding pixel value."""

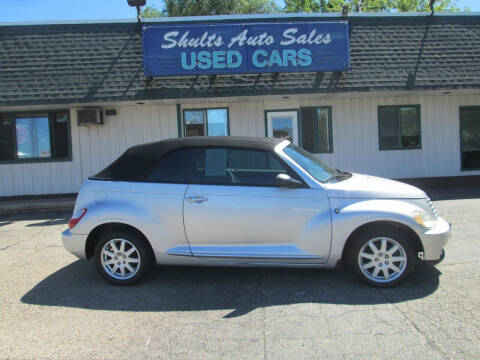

left=426, top=197, right=438, bottom=218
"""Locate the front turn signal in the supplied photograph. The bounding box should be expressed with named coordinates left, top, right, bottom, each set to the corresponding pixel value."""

left=412, top=210, right=435, bottom=229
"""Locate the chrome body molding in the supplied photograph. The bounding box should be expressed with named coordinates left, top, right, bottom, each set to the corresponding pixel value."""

left=165, top=245, right=192, bottom=256
left=167, top=245, right=324, bottom=260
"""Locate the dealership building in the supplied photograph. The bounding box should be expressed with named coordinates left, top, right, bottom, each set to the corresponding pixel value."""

left=0, top=12, right=479, bottom=197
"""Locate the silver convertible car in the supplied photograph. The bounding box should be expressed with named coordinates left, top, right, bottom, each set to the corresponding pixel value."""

left=62, top=137, right=450, bottom=287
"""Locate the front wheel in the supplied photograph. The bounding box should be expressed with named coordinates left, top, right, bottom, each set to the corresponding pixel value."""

left=94, top=230, right=153, bottom=286
left=348, top=228, right=416, bottom=287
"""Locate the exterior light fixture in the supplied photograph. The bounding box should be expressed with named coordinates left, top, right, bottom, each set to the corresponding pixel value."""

left=430, top=0, right=436, bottom=14
left=127, top=0, right=147, bottom=23
left=127, top=0, right=146, bottom=5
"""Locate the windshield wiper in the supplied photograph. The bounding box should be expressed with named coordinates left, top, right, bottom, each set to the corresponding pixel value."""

left=325, top=169, right=352, bottom=182
left=335, top=169, right=352, bottom=177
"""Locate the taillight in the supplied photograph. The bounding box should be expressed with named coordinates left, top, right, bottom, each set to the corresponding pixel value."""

left=68, top=209, right=87, bottom=229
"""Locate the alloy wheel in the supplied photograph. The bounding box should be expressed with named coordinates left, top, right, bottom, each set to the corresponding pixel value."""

left=100, top=238, right=141, bottom=280
left=357, top=237, right=407, bottom=283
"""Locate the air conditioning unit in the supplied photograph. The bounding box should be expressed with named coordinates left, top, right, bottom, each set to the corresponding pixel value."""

left=77, top=108, right=103, bottom=125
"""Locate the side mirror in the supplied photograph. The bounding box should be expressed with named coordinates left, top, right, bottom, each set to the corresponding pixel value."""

left=273, top=173, right=304, bottom=188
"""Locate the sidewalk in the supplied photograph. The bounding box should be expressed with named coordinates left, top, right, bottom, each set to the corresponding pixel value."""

left=0, top=195, right=75, bottom=215
left=400, top=176, right=480, bottom=201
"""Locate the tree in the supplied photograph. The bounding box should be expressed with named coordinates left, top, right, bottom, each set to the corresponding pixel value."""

left=392, top=0, right=460, bottom=11
left=284, top=0, right=322, bottom=12
left=236, top=0, right=281, bottom=14
left=143, top=0, right=464, bottom=17
left=354, top=0, right=392, bottom=12
left=162, top=0, right=235, bottom=16
left=284, top=0, right=462, bottom=12
left=146, top=0, right=280, bottom=17
left=142, top=5, right=162, bottom=18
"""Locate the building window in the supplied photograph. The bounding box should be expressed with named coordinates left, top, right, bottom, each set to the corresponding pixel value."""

left=300, top=107, right=333, bottom=153
left=265, top=110, right=299, bottom=145
left=378, top=105, right=421, bottom=150
left=183, top=108, right=229, bottom=137
left=0, top=111, right=71, bottom=162
left=460, top=107, right=480, bottom=171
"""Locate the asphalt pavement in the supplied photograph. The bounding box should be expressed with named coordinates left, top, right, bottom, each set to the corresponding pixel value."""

left=0, top=192, right=479, bottom=359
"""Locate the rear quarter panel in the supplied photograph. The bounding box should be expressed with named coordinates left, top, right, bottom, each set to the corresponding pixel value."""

left=71, top=180, right=190, bottom=264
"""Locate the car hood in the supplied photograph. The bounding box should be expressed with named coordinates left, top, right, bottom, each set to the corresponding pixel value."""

left=324, top=173, right=427, bottom=199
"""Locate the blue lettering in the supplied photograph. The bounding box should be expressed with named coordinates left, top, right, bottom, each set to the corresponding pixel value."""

left=181, top=52, right=195, bottom=70
left=212, top=51, right=226, bottom=69
left=197, top=51, right=212, bottom=69
left=297, top=48, right=312, bottom=67
left=283, top=49, right=297, bottom=67
left=182, top=48, right=312, bottom=71
left=227, top=50, right=242, bottom=68
left=252, top=49, right=268, bottom=68
left=269, top=50, right=283, bottom=67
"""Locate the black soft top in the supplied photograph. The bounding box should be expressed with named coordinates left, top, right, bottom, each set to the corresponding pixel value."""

left=127, top=136, right=284, bottom=154
left=91, top=136, right=287, bottom=181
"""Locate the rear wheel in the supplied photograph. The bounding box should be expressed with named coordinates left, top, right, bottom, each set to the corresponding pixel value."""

left=94, top=230, right=153, bottom=286
left=348, top=228, right=416, bottom=287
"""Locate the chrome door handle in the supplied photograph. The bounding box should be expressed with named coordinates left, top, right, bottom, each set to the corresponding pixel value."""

left=185, top=196, right=208, bottom=203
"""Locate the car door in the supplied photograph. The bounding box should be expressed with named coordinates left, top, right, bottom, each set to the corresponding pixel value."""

left=183, top=146, right=331, bottom=264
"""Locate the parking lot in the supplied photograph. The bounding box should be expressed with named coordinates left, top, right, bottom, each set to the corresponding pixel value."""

left=1, top=191, right=479, bottom=359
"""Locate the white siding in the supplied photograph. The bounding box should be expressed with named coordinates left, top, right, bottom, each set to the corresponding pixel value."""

left=0, top=104, right=177, bottom=196
left=319, top=93, right=480, bottom=179
left=259, top=93, right=480, bottom=179
left=1, top=92, right=479, bottom=196
left=75, top=104, right=177, bottom=185
left=0, top=109, right=83, bottom=197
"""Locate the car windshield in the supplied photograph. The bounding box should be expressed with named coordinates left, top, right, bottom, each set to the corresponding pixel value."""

left=282, top=144, right=337, bottom=183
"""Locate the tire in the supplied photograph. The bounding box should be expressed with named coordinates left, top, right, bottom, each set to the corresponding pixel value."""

left=347, top=227, right=416, bottom=287
left=94, top=230, right=153, bottom=286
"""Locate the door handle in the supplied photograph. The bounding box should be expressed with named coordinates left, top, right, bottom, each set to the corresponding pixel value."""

left=185, top=196, right=208, bottom=203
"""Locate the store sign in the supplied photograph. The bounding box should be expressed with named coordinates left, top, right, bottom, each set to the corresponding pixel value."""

left=142, top=21, right=349, bottom=76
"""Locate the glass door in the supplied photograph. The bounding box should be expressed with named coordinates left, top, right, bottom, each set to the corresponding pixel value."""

left=266, top=111, right=299, bottom=145
left=460, top=107, right=480, bottom=171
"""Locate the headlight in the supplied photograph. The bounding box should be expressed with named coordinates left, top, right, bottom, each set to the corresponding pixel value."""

left=412, top=210, right=435, bottom=229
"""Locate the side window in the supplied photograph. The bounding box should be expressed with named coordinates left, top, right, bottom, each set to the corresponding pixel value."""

left=228, top=148, right=285, bottom=172
left=148, top=148, right=195, bottom=183
left=189, top=147, right=289, bottom=186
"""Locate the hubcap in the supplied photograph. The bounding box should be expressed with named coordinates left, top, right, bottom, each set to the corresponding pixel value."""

left=101, top=238, right=141, bottom=280
left=358, top=237, right=407, bottom=283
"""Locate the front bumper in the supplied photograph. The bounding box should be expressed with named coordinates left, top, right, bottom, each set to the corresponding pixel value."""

left=424, top=249, right=445, bottom=266
left=62, top=229, right=88, bottom=260
left=419, top=216, right=450, bottom=261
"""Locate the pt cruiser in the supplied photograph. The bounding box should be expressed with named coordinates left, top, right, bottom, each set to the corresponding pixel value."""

left=62, top=137, right=450, bottom=287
